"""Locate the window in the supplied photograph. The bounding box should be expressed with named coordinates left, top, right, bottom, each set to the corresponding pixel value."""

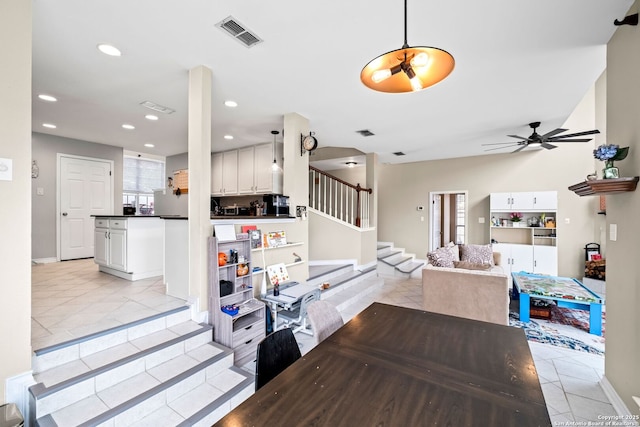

left=123, top=153, right=165, bottom=215
left=455, top=193, right=465, bottom=244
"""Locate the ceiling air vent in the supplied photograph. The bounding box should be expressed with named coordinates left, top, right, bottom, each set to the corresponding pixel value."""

left=140, top=101, right=175, bottom=114
left=216, top=16, right=263, bottom=48
left=356, top=129, right=375, bottom=137
left=393, top=152, right=406, bottom=156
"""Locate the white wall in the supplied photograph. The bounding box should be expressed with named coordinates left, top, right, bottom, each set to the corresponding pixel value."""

left=0, top=0, right=32, bottom=408
left=377, top=87, right=600, bottom=279
left=603, top=1, right=640, bottom=414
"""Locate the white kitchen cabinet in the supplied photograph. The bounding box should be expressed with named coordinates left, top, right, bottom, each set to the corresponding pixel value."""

left=532, top=191, right=558, bottom=210
left=533, top=245, right=558, bottom=275
left=493, top=243, right=533, bottom=274
left=238, top=146, right=256, bottom=194
left=93, top=217, right=164, bottom=281
left=211, top=151, right=239, bottom=196
left=215, top=143, right=282, bottom=196
left=211, top=152, right=224, bottom=196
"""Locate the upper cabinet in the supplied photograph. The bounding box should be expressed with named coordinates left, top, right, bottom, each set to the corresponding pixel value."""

left=211, top=151, right=238, bottom=196
left=214, top=143, right=282, bottom=197
left=490, top=191, right=557, bottom=211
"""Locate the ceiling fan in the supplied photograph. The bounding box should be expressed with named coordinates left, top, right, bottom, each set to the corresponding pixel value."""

left=483, top=122, right=600, bottom=153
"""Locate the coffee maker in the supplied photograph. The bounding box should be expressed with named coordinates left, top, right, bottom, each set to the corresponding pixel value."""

left=263, top=194, right=290, bottom=217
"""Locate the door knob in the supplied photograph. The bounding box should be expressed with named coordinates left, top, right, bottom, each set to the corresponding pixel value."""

left=62, top=212, right=68, bottom=216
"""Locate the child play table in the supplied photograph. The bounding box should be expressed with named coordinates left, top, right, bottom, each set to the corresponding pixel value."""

left=511, top=272, right=604, bottom=335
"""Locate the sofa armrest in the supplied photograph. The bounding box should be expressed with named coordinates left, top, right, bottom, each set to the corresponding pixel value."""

left=422, top=266, right=509, bottom=325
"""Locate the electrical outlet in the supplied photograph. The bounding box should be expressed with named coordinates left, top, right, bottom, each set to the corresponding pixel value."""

left=610, top=224, right=617, bottom=241
left=478, top=217, right=485, bottom=224
left=37, top=187, right=44, bottom=196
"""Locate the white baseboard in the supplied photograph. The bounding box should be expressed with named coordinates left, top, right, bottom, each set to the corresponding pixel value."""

left=32, top=257, right=57, bottom=264
left=6, top=370, right=36, bottom=426
left=600, top=375, right=639, bottom=425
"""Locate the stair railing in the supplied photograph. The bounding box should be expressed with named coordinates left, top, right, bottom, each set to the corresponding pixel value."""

left=309, top=166, right=372, bottom=228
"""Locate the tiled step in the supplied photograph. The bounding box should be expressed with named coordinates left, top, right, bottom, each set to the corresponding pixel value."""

left=307, top=264, right=353, bottom=286
left=395, top=260, right=426, bottom=275
left=379, top=254, right=412, bottom=267
left=323, top=275, right=385, bottom=312
left=31, top=305, right=257, bottom=427
left=377, top=250, right=402, bottom=261
left=320, top=266, right=377, bottom=300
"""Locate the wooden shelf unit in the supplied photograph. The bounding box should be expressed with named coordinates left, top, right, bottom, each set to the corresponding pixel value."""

left=208, top=236, right=266, bottom=366
left=568, top=177, right=639, bottom=196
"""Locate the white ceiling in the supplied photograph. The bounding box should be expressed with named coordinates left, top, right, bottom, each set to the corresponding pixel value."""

left=32, top=0, right=634, bottom=165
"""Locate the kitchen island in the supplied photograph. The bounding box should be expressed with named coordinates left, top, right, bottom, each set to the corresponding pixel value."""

left=93, top=215, right=164, bottom=281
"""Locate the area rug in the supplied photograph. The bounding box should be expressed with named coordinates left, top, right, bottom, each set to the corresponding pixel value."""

left=509, top=308, right=605, bottom=355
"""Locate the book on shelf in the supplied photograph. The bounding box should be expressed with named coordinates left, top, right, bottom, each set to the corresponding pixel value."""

left=249, top=229, right=262, bottom=249
left=266, top=230, right=287, bottom=247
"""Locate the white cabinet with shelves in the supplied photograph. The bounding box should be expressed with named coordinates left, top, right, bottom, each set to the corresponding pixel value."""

left=214, top=143, right=282, bottom=197
left=490, top=191, right=558, bottom=276
left=93, top=217, right=164, bottom=281
left=208, top=236, right=266, bottom=367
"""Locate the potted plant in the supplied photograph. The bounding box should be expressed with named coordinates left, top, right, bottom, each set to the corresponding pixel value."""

left=593, top=144, right=629, bottom=179
left=510, top=212, right=523, bottom=227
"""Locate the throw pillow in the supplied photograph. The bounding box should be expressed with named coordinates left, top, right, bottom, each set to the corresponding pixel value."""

left=453, top=261, right=492, bottom=271
left=459, top=244, right=494, bottom=265
left=446, top=241, right=460, bottom=262
left=427, top=246, right=455, bottom=268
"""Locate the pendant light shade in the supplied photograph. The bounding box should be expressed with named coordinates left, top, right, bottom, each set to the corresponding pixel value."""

left=360, top=0, right=454, bottom=93
left=271, top=130, right=280, bottom=172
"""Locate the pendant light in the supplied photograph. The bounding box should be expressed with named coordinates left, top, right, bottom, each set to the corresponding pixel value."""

left=360, top=0, right=454, bottom=93
left=271, top=130, right=280, bottom=172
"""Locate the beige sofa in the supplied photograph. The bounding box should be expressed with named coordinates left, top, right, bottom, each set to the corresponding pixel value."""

left=422, top=252, right=510, bottom=325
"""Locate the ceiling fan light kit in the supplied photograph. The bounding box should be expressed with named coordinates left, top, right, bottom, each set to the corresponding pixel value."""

left=483, top=122, right=600, bottom=153
left=360, top=0, right=454, bottom=93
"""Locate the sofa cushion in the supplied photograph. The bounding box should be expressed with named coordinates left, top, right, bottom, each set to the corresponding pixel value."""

left=446, top=241, right=460, bottom=262
left=427, top=246, right=455, bottom=268
left=453, top=260, right=492, bottom=271
left=459, top=244, right=494, bottom=265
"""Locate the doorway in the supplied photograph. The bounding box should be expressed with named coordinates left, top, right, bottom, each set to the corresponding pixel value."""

left=57, top=154, right=114, bottom=260
left=429, top=191, right=468, bottom=251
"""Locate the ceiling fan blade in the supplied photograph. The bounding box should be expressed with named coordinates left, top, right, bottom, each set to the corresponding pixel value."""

left=507, top=134, right=530, bottom=141
left=482, top=142, right=523, bottom=146
left=550, top=129, right=600, bottom=139
left=541, top=142, right=557, bottom=150
left=540, top=128, right=567, bottom=139
left=512, top=145, right=527, bottom=153
left=547, top=138, right=593, bottom=143
left=484, top=144, right=520, bottom=152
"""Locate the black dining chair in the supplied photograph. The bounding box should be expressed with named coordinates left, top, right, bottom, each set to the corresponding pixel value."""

left=255, top=327, right=301, bottom=391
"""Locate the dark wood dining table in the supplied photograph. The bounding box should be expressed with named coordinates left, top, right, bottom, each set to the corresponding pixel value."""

left=215, top=302, right=551, bottom=427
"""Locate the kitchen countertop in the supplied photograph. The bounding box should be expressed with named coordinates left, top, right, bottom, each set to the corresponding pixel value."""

left=92, top=215, right=162, bottom=218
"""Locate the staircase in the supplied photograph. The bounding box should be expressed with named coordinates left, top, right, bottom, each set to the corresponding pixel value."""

left=307, top=264, right=382, bottom=311
left=377, top=242, right=425, bottom=278
left=30, top=306, right=253, bottom=427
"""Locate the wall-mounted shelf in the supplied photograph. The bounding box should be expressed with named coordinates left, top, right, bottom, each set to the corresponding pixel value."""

left=568, top=177, right=639, bottom=196
left=251, top=242, right=303, bottom=252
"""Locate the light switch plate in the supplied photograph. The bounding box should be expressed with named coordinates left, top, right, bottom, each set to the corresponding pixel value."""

left=478, top=217, right=485, bottom=223
left=37, top=187, right=45, bottom=196
left=0, top=158, right=12, bottom=181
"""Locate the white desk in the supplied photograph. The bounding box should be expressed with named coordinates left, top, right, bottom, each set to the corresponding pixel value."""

left=261, top=281, right=318, bottom=330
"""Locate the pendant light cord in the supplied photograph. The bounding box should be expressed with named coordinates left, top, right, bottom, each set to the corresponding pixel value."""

left=402, top=0, right=408, bottom=49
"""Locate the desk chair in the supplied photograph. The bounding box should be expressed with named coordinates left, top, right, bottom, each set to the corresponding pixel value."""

left=277, top=289, right=321, bottom=335
left=307, top=300, right=344, bottom=345
left=255, top=328, right=301, bottom=391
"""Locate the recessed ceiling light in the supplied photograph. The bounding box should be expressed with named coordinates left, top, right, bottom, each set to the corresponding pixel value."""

left=38, top=94, right=57, bottom=102
left=224, top=135, right=234, bottom=140
left=145, top=114, right=159, bottom=121
left=224, top=100, right=238, bottom=108
left=122, top=124, right=135, bottom=130
left=144, top=143, right=155, bottom=148
left=346, top=161, right=358, bottom=168
left=42, top=123, right=57, bottom=129
left=97, top=43, right=121, bottom=57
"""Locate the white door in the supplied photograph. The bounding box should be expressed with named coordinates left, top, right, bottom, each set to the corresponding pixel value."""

left=108, top=228, right=127, bottom=271
left=237, top=146, right=255, bottom=194
left=94, top=227, right=109, bottom=265
left=59, top=155, right=113, bottom=260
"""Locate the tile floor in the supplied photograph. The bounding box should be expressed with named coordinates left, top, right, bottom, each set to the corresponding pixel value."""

left=31, top=260, right=615, bottom=424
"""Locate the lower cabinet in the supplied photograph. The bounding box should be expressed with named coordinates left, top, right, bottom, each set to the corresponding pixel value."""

left=93, top=217, right=164, bottom=281
left=493, top=243, right=557, bottom=276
